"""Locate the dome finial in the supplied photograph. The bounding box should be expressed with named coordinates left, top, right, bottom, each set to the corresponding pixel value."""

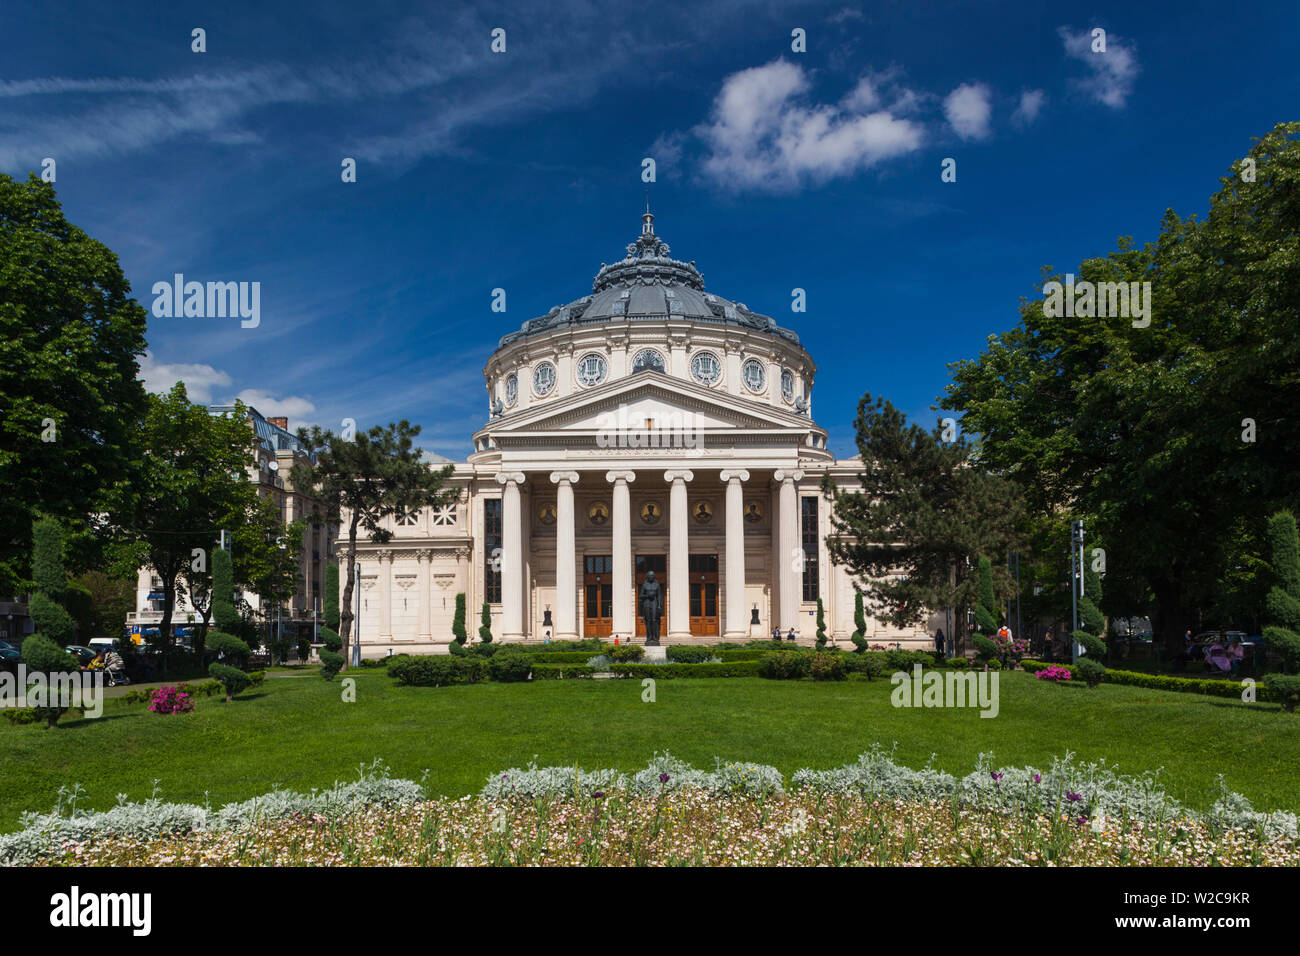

left=642, top=190, right=654, bottom=236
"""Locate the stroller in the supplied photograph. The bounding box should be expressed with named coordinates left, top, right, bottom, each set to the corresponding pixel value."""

left=102, top=651, right=131, bottom=686
left=1203, top=643, right=1231, bottom=676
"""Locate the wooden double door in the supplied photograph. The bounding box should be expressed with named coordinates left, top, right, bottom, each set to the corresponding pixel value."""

left=582, top=553, right=718, bottom=639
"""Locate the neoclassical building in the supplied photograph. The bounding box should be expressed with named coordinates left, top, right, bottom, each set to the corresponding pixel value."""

left=342, top=210, right=937, bottom=655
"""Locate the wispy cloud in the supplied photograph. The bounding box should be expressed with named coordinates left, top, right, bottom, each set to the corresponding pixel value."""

left=1059, top=26, right=1139, bottom=108
left=138, top=352, right=231, bottom=404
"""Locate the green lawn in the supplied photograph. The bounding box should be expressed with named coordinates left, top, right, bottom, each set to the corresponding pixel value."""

left=1, top=671, right=1295, bottom=832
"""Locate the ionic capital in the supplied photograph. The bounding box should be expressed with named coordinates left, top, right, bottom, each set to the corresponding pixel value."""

left=495, top=471, right=526, bottom=487
left=606, top=470, right=636, bottom=484
left=549, top=471, right=580, bottom=486
left=773, top=468, right=805, bottom=484
left=719, top=469, right=750, bottom=484
left=663, top=470, right=694, bottom=484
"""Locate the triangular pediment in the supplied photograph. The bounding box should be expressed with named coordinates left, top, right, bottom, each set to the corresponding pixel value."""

left=486, top=372, right=811, bottom=436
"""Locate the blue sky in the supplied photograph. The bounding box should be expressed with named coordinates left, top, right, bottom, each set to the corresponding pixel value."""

left=3, top=0, right=1297, bottom=459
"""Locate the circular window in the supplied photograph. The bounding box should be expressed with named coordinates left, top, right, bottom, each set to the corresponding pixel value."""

left=690, top=351, right=722, bottom=386
left=742, top=359, right=766, bottom=394
left=576, top=353, right=607, bottom=387
left=504, top=373, right=518, bottom=407
left=533, top=361, right=557, bottom=396
left=781, top=368, right=795, bottom=402
left=631, top=348, right=666, bottom=374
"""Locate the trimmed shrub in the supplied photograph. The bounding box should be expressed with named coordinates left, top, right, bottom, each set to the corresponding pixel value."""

left=28, top=593, right=77, bottom=646
left=19, top=635, right=79, bottom=727
left=850, top=590, right=868, bottom=652
left=972, top=634, right=999, bottom=664
left=1075, top=630, right=1107, bottom=661
left=452, top=593, right=467, bottom=645
left=1076, top=657, right=1105, bottom=688
left=815, top=598, right=827, bottom=647
left=487, top=649, right=533, bottom=683
left=842, top=651, right=885, bottom=679
left=319, top=650, right=344, bottom=680
left=884, top=649, right=937, bottom=671
left=1264, top=674, right=1300, bottom=713
left=389, top=655, right=484, bottom=687
left=611, top=661, right=761, bottom=679
left=208, top=663, right=253, bottom=701
left=759, top=651, right=811, bottom=680
left=666, top=646, right=715, bottom=664
left=206, top=631, right=251, bottom=669
left=479, top=601, right=493, bottom=644
left=609, top=644, right=644, bottom=663
left=945, top=657, right=969, bottom=668
left=975, top=556, right=998, bottom=634
left=809, top=651, right=845, bottom=681
left=324, top=561, right=340, bottom=631
left=318, top=626, right=342, bottom=653
left=532, top=663, right=597, bottom=680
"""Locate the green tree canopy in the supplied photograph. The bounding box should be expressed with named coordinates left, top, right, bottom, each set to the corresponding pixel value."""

left=0, top=175, right=147, bottom=593
left=943, top=122, right=1300, bottom=657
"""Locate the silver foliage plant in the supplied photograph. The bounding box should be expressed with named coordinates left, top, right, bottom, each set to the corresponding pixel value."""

left=3, top=750, right=1295, bottom=864
left=0, top=759, right=422, bottom=866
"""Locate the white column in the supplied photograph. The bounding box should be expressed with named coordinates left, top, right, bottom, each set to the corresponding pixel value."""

left=720, top=469, right=750, bottom=639
left=774, top=469, right=804, bottom=635
left=607, top=470, right=636, bottom=638
left=664, top=470, right=694, bottom=640
left=496, top=472, right=526, bottom=641
left=550, top=471, right=579, bottom=641
left=378, top=549, right=393, bottom=641
left=417, top=549, right=431, bottom=642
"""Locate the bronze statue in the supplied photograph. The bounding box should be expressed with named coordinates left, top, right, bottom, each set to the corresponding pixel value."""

left=639, top=570, right=664, bottom=646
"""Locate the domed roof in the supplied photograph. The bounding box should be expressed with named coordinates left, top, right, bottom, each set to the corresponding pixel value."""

left=496, top=206, right=802, bottom=350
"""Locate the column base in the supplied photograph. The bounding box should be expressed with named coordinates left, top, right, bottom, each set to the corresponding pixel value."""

left=667, top=630, right=692, bottom=642
left=554, top=631, right=579, bottom=642
left=723, top=629, right=748, bottom=641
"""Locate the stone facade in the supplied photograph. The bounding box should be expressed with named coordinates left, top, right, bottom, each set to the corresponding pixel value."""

left=341, top=211, right=940, bottom=656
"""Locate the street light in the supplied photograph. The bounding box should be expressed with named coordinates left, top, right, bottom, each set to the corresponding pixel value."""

left=1070, top=520, right=1085, bottom=663
left=352, top=561, right=361, bottom=668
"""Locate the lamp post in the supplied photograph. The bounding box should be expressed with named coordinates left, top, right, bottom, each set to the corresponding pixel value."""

left=1070, top=520, right=1085, bottom=663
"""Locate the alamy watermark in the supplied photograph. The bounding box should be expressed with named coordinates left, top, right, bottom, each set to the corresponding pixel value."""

left=890, top=664, right=999, bottom=718
left=1042, top=273, right=1151, bottom=328
left=596, top=403, right=705, bottom=450
left=0, top=666, right=104, bottom=719
left=151, top=274, right=260, bottom=328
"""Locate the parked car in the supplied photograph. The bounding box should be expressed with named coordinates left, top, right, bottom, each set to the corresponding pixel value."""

left=0, top=646, right=21, bottom=674
left=64, top=644, right=98, bottom=667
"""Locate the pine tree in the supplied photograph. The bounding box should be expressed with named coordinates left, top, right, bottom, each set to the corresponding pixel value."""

left=211, top=546, right=238, bottom=632
left=1079, top=561, right=1105, bottom=637
left=28, top=518, right=76, bottom=645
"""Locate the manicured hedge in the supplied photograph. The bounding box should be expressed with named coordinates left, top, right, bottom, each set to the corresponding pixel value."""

left=389, top=656, right=486, bottom=687
left=510, top=651, right=600, bottom=664
left=530, top=664, right=597, bottom=680
left=610, top=661, right=762, bottom=679
left=1020, top=659, right=1280, bottom=702
left=710, top=649, right=768, bottom=661
left=665, top=645, right=717, bottom=663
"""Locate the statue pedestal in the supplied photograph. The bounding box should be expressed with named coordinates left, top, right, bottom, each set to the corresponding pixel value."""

left=643, top=645, right=667, bottom=662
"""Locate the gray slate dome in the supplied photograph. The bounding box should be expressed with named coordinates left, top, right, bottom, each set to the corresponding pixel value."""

left=496, top=207, right=801, bottom=349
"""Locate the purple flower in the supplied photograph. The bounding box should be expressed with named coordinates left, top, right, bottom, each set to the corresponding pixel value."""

left=1032, top=774, right=1042, bottom=784
left=1077, top=816, right=1087, bottom=825
left=990, top=772, right=1003, bottom=782
left=1067, top=791, right=1083, bottom=802
left=592, top=791, right=605, bottom=799
left=659, top=773, right=670, bottom=784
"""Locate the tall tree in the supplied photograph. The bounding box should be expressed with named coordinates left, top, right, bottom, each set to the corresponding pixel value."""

left=824, top=393, right=1023, bottom=655
left=291, top=422, right=452, bottom=666
left=324, top=560, right=340, bottom=631
left=0, top=175, right=147, bottom=594
left=944, top=123, right=1300, bottom=659
left=105, top=386, right=258, bottom=672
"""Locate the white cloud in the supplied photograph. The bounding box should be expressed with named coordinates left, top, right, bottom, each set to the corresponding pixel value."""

left=1011, top=89, right=1047, bottom=126
left=1059, top=26, right=1139, bottom=108
left=234, top=389, right=318, bottom=422
left=137, top=352, right=231, bottom=405
left=943, top=82, right=993, bottom=141
left=696, top=60, right=924, bottom=191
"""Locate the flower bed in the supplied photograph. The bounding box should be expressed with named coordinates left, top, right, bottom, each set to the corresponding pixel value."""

left=6, top=751, right=1295, bottom=867
left=1019, top=660, right=1283, bottom=702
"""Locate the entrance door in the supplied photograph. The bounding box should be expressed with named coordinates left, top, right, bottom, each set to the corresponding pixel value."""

left=583, top=555, right=613, bottom=638
left=635, top=554, right=667, bottom=639
left=689, top=554, right=719, bottom=636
